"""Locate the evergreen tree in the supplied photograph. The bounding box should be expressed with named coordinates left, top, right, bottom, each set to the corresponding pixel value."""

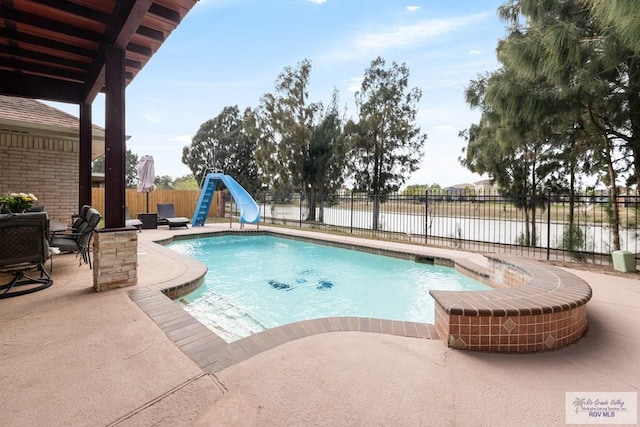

left=346, top=57, right=427, bottom=230
left=182, top=106, right=260, bottom=194
left=257, top=60, right=347, bottom=221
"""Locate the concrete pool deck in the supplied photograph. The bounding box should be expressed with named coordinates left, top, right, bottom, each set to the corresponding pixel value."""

left=0, top=223, right=638, bottom=426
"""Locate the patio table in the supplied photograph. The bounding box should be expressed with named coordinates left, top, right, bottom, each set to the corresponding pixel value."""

left=49, top=222, right=68, bottom=242
left=50, top=222, right=67, bottom=233
left=48, top=222, right=68, bottom=272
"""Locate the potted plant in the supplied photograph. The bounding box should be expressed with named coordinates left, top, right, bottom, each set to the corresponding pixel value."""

left=0, top=193, right=38, bottom=213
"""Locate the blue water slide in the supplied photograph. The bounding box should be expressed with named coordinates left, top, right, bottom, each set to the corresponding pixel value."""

left=191, top=173, right=260, bottom=226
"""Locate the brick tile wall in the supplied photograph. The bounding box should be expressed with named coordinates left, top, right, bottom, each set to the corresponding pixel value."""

left=432, top=256, right=591, bottom=352
left=0, top=132, right=78, bottom=223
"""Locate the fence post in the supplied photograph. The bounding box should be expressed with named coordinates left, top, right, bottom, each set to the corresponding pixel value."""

left=424, top=190, right=429, bottom=244
left=299, top=191, right=303, bottom=228
left=546, top=189, right=551, bottom=261
left=373, top=194, right=379, bottom=234
left=350, top=192, right=354, bottom=234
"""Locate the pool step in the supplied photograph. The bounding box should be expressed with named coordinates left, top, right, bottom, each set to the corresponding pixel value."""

left=182, top=292, right=267, bottom=342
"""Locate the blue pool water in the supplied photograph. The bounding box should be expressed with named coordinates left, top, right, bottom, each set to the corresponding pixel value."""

left=167, top=235, right=490, bottom=342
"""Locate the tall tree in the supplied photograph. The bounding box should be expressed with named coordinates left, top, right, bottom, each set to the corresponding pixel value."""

left=462, top=67, right=568, bottom=246
left=234, top=108, right=262, bottom=195
left=154, top=175, right=174, bottom=189
left=304, top=90, right=347, bottom=221
left=586, top=0, right=640, bottom=53
left=183, top=106, right=261, bottom=194
left=92, top=149, right=139, bottom=188
left=91, top=156, right=104, bottom=173
left=257, top=59, right=320, bottom=190
left=346, top=57, right=427, bottom=230
left=461, top=0, right=638, bottom=250
left=257, top=59, right=337, bottom=220
left=503, top=0, right=636, bottom=250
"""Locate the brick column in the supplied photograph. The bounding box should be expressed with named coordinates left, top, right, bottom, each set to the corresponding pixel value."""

left=93, top=228, right=138, bottom=291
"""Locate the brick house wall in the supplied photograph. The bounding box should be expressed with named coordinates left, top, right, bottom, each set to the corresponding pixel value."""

left=0, top=131, right=78, bottom=223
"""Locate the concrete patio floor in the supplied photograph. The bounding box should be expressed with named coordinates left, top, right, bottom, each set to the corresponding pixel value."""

left=1, top=223, right=638, bottom=426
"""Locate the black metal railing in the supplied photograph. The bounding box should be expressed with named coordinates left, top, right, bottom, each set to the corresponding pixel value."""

left=224, top=190, right=640, bottom=266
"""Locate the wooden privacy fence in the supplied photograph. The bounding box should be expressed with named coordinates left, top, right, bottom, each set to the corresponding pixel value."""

left=91, top=188, right=219, bottom=219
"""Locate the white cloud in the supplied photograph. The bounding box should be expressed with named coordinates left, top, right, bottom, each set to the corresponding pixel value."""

left=406, top=6, right=420, bottom=12
left=325, top=13, right=489, bottom=62
left=143, top=113, right=160, bottom=124
left=306, top=0, right=326, bottom=3
left=469, top=49, right=481, bottom=55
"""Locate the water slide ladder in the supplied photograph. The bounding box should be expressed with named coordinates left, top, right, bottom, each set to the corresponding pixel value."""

left=192, top=173, right=261, bottom=227
left=192, top=174, right=218, bottom=226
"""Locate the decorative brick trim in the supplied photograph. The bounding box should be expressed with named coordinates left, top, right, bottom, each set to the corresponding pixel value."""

left=129, top=286, right=439, bottom=373
left=431, top=256, right=592, bottom=352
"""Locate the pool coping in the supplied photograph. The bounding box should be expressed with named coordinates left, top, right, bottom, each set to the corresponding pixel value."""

left=129, top=285, right=439, bottom=373
left=129, top=229, right=444, bottom=373
left=128, top=228, right=592, bottom=370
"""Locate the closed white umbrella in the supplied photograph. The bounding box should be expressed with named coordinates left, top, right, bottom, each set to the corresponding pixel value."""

left=136, top=155, right=155, bottom=213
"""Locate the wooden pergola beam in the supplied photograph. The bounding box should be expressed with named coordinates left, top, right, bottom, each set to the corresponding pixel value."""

left=0, top=70, right=84, bottom=103
left=104, top=46, right=127, bottom=228
left=83, top=0, right=154, bottom=104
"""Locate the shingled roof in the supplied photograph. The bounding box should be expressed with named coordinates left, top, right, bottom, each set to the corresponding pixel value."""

left=0, top=94, right=104, bottom=135
left=0, top=94, right=105, bottom=159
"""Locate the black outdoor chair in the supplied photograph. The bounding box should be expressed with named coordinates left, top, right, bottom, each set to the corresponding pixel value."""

left=0, top=213, right=53, bottom=299
left=50, top=207, right=101, bottom=268
left=49, top=205, right=91, bottom=238
left=157, top=203, right=189, bottom=229
left=68, top=204, right=91, bottom=232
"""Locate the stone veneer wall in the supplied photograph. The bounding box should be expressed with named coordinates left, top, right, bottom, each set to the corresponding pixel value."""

left=0, top=132, right=78, bottom=223
left=93, top=229, right=138, bottom=291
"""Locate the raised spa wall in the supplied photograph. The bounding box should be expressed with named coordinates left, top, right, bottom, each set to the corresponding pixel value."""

left=430, top=255, right=592, bottom=353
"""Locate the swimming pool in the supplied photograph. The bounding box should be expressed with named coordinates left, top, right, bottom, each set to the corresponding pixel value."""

left=167, top=234, right=490, bottom=342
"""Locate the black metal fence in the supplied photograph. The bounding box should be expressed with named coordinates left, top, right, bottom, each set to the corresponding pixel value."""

left=225, top=190, right=640, bottom=265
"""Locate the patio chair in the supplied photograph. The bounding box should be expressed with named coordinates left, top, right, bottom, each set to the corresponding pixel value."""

left=0, top=213, right=53, bottom=299
left=125, top=207, right=142, bottom=232
left=50, top=207, right=101, bottom=268
left=50, top=204, right=91, bottom=241
left=157, top=203, right=189, bottom=229
left=51, top=205, right=91, bottom=237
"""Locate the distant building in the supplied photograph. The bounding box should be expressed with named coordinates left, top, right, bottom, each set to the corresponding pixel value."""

left=473, top=179, right=499, bottom=194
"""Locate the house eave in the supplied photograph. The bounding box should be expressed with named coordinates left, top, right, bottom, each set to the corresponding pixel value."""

left=0, top=118, right=106, bottom=160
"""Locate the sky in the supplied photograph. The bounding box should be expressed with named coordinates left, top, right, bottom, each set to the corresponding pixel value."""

left=48, top=0, right=506, bottom=188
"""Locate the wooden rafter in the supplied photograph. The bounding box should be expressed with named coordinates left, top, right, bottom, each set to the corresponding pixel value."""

left=0, top=0, right=197, bottom=104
